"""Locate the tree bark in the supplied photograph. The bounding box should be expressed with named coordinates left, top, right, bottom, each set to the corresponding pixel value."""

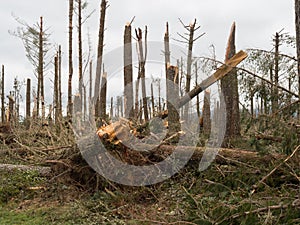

left=54, top=55, right=59, bottom=124
left=295, top=0, right=300, bottom=119
left=221, top=22, right=241, bottom=147
left=273, top=32, right=280, bottom=112
left=94, top=0, right=107, bottom=119
left=184, top=19, right=197, bottom=119
left=123, top=24, right=134, bottom=119
left=58, top=45, right=62, bottom=121
left=39, top=17, right=45, bottom=120
left=166, top=65, right=180, bottom=136
left=203, top=90, right=211, bottom=135
left=99, top=71, right=107, bottom=125
left=78, top=0, right=83, bottom=114
left=195, top=61, right=200, bottom=118
left=164, top=22, right=170, bottom=76
left=26, top=78, right=31, bottom=128
left=136, top=27, right=149, bottom=122
left=68, top=0, right=74, bottom=121
left=1, top=65, right=5, bottom=123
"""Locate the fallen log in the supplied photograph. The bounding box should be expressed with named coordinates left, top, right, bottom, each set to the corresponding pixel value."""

left=0, top=163, right=51, bottom=176
left=256, top=134, right=283, bottom=143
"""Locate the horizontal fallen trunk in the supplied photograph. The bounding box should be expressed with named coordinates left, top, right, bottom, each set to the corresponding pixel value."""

left=256, top=134, right=283, bottom=143
left=0, top=163, right=51, bottom=176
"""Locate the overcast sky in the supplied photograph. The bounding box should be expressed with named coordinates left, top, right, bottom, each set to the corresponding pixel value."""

left=0, top=0, right=296, bottom=115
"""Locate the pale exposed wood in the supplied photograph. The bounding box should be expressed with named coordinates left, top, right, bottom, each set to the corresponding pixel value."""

left=0, top=163, right=51, bottom=176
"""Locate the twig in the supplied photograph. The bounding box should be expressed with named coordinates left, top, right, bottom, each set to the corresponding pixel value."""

left=216, top=203, right=290, bottom=224
left=252, top=145, right=300, bottom=191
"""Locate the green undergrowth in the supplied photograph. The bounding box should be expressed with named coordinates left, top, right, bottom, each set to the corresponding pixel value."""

left=0, top=159, right=299, bottom=225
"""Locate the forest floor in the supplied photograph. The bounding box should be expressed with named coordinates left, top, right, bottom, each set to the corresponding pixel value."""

left=0, top=125, right=299, bottom=225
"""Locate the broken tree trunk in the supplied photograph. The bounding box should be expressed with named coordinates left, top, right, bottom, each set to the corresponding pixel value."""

left=203, top=90, right=211, bottom=135
left=1, top=65, right=5, bottom=123
left=94, top=0, right=107, bottom=120
left=123, top=23, right=134, bottom=119
left=26, top=78, right=31, bottom=129
left=99, top=71, right=107, bottom=125
left=136, top=27, right=149, bottom=122
left=166, top=65, right=180, bottom=136
left=221, top=22, right=241, bottom=147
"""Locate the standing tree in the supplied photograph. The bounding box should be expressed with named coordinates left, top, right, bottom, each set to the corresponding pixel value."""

left=94, top=0, right=108, bottom=120
left=1, top=65, right=5, bottom=123
left=123, top=21, right=134, bottom=119
left=295, top=0, right=300, bottom=118
left=10, top=16, right=51, bottom=120
left=221, top=22, right=241, bottom=147
left=135, top=27, right=149, bottom=122
left=177, top=19, right=204, bottom=119
left=68, top=0, right=74, bottom=121
left=26, top=78, right=31, bottom=128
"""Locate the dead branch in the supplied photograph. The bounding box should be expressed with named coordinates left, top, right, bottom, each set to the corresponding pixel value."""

left=0, top=163, right=51, bottom=176
left=252, top=145, right=300, bottom=191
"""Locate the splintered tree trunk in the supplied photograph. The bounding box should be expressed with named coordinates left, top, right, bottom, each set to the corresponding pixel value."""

left=166, top=65, right=180, bottom=136
left=110, top=97, right=113, bottom=118
left=8, top=95, right=14, bottom=124
left=203, top=90, right=211, bottom=135
left=273, top=32, right=280, bottom=112
left=26, top=79, right=31, bottom=127
left=136, top=27, right=149, bottom=122
left=39, top=17, right=45, bottom=120
left=83, top=84, right=87, bottom=121
left=221, top=22, right=241, bottom=147
left=1, top=65, right=5, bottom=123
left=89, top=61, right=93, bottom=102
left=68, top=0, right=74, bottom=121
left=295, top=0, right=300, bottom=119
left=99, top=71, right=107, bottom=124
left=94, top=0, right=107, bottom=118
left=158, top=80, right=161, bottom=113
left=58, top=45, right=62, bottom=121
left=151, top=82, right=155, bottom=116
left=54, top=55, right=59, bottom=124
left=78, top=0, right=83, bottom=114
left=89, top=60, right=93, bottom=122
left=164, top=22, right=170, bottom=75
left=123, top=23, right=134, bottom=119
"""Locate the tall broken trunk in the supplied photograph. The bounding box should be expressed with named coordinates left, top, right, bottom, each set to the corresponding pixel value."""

left=26, top=78, right=31, bottom=129
left=54, top=55, right=59, bottom=124
left=164, top=22, right=170, bottom=76
left=99, top=70, right=107, bottom=125
left=202, top=90, right=211, bottom=135
left=166, top=65, right=180, bottom=136
left=221, top=22, right=241, bottom=147
left=39, top=17, right=45, bottom=120
left=151, top=82, right=155, bottom=117
left=68, top=0, right=74, bottom=121
left=1, top=65, right=5, bottom=123
left=273, top=32, right=280, bottom=112
left=35, top=17, right=44, bottom=119
left=78, top=0, right=83, bottom=114
left=123, top=23, right=134, bottom=119
left=94, top=0, right=107, bottom=120
left=58, top=45, right=62, bottom=121
left=295, top=0, right=300, bottom=119
left=136, top=27, right=149, bottom=122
